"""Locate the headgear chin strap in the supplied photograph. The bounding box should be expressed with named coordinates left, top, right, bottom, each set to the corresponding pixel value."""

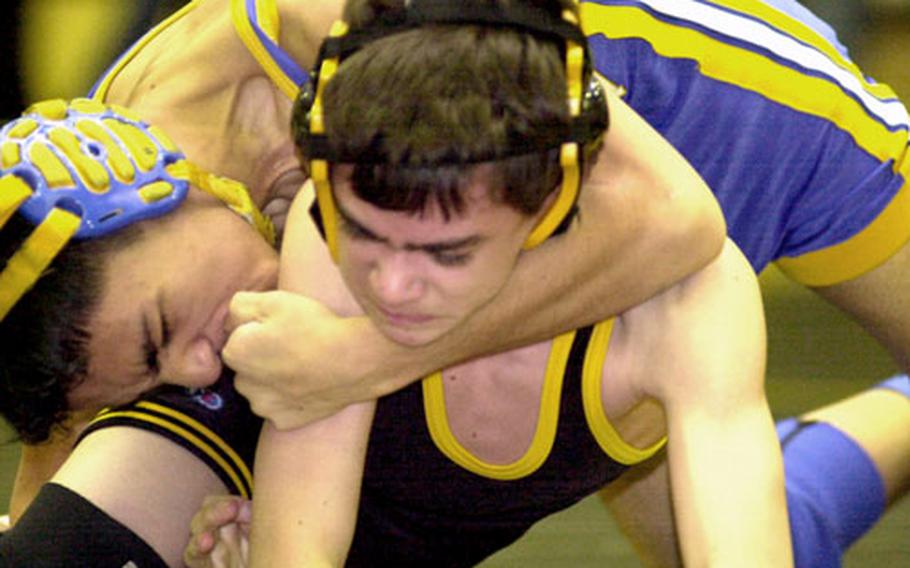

left=296, top=1, right=609, bottom=261
left=0, top=98, right=275, bottom=321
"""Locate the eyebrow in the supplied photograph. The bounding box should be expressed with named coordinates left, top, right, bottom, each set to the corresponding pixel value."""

left=335, top=198, right=486, bottom=253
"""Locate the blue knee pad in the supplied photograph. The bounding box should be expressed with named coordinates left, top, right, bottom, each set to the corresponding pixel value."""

left=776, top=418, right=886, bottom=568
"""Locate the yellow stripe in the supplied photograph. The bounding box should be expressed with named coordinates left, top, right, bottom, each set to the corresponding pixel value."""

left=76, top=120, right=136, bottom=183
left=1, top=142, right=21, bottom=169
left=102, top=120, right=158, bottom=172
left=139, top=181, right=175, bottom=203
left=70, top=98, right=108, bottom=115
left=8, top=119, right=38, bottom=140
left=0, top=208, right=80, bottom=321
left=0, top=176, right=33, bottom=229
left=580, top=4, right=907, bottom=164
left=704, top=0, right=892, bottom=100
left=776, top=163, right=910, bottom=286
left=524, top=143, right=579, bottom=249
left=137, top=401, right=254, bottom=491
left=48, top=127, right=110, bottom=193
left=230, top=0, right=299, bottom=100
left=91, top=1, right=202, bottom=100
left=255, top=0, right=280, bottom=43
left=422, top=331, right=576, bottom=480
left=92, top=408, right=251, bottom=499
left=582, top=319, right=666, bottom=465
left=27, top=99, right=68, bottom=120
left=29, top=143, right=73, bottom=188
left=147, top=125, right=179, bottom=153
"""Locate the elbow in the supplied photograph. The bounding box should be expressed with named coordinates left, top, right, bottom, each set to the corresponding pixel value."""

left=662, top=177, right=726, bottom=273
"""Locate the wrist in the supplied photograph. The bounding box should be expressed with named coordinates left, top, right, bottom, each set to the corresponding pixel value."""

left=346, top=317, right=439, bottom=398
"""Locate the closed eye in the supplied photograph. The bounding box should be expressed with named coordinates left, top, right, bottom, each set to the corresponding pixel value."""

left=340, top=215, right=380, bottom=241
left=431, top=251, right=472, bottom=267
left=143, top=310, right=170, bottom=376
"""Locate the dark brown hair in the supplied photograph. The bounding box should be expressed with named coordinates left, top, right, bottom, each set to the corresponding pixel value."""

left=0, top=215, right=140, bottom=444
left=295, top=0, right=591, bottom=220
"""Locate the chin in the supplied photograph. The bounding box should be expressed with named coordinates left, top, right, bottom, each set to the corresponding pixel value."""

left=379, top=323, right=447, bottom=347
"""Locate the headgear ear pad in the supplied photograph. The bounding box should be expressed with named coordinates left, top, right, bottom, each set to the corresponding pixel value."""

left=293, top=2, right=609, bottom=260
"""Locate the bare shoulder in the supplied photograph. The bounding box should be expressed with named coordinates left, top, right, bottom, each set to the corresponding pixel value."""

left=620, top=241, right=758, bottom=329
left=617, top=240, right=766, bottom=401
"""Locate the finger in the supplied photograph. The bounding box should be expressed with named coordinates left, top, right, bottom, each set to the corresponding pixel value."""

left=216, top=524, right=249, bottom=568
left=222, top=325, right=262, bottom=372
left=225, top=291, right=267, bottom=332
left=235, top=499, right=253, bottom=525
left=191, top=496, right=238, bottom=535
left=184, top=531, right=215, bottom=567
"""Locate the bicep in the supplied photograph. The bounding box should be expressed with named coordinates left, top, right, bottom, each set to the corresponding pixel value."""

left=51, top=427, right=227, bottom=567
left=632, top=240, right=766, bottom=405
left=251, top=401, right=375, bottom=566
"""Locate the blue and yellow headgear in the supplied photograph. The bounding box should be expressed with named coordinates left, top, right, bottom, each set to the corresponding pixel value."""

left=0, top=98, right=275, bottom=321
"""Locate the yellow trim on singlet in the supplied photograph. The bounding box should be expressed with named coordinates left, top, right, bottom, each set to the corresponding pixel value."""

left=579, top=3, right=907, bottom=166
left=136, top=401, right=254, bottom=489
left=422, top=331, right=577, bottom=480
left=231, top=0, right=300, bottom=100
left=776, top=170, right=910, bottom=286
left=582, top=319, right=667, bottom=465
left=90, top=0, right=202, bottom=101
left=90, top=404, right=252, bottom=498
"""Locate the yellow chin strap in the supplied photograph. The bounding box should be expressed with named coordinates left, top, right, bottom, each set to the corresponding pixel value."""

left=0, top=176, right=80, bottom=320
left=523, top=8, right=585, bottom=250
left=166, top=160, right=276, bottom=246
left=308, top=20, right=349, bottom=262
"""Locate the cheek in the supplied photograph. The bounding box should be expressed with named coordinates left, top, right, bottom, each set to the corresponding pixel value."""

left=433, top=255, right=515, bottom=305
left=338, top=239, right=384, bottom=281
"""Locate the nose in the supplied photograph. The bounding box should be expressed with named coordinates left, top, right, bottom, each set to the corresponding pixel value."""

left=369, top=252, right=425, bottom=306
left=159, top=337, right=223, bottom=388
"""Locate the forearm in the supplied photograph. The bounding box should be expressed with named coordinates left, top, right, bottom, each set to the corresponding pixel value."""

left=668, top=404, right=792, bottom=567
left=249, top=401, right=375, bottom=567
left=357, top=92, right=725, bottom=397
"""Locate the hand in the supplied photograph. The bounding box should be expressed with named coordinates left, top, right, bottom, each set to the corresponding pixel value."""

left=184, top=496, right=251, bottom=568
left=223, top=291, right=393, bottom=429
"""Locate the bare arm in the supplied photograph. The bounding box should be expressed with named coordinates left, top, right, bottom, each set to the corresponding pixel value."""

left=249, top=404, right=374, bottom=567
left=245, top=184, right=375, bottom=567
left=52, top=428, right=228, bottom=568
left=337, top=88, right=724, bottom=392
left=225, top=88, right=726, bottom=429
left=633, top=242, right=791, bottom=566
left=599, top=454, right=681, bottom=568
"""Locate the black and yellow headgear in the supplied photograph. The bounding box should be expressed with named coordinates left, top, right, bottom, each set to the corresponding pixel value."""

left=294, top=0, right=608, bottom=261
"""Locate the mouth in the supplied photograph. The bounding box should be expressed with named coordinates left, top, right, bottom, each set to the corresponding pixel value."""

left=375, top=305, right=434, bottom=327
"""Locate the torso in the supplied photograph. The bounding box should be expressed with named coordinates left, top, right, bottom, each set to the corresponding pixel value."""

left=94, top=0, right=303, bottom=206
left=439, top=319, right=665, bottom=467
